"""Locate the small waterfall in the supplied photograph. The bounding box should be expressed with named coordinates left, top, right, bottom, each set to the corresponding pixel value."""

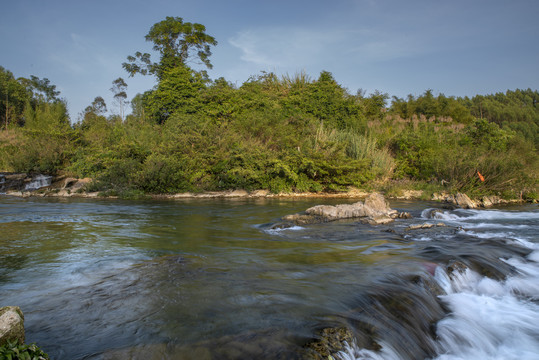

left=24, top=174, right=53, bottom=191
left=0, top=174, right=5, bottom=193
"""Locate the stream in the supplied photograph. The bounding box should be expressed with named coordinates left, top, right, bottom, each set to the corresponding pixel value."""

left=0, top=196, right=537, bottom=359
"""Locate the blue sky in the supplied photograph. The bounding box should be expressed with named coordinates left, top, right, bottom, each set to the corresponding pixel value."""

left=1, top=0, right=538, bottom=121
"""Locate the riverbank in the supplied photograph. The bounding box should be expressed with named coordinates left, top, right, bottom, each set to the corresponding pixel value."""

left=2, top=172, right=535, bottom=208
left=2, top=181, right=532, bottom=211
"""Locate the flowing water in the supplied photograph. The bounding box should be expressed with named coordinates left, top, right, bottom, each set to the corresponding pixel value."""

left=0, top=196, right=537, bottom=359
left=24, top=175, right=53, bottom=191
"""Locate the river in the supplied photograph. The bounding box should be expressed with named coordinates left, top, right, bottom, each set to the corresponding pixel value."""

left=0, top=196, right=537, bottom=359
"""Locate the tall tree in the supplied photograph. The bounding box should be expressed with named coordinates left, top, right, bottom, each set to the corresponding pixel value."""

left=0, top=66, right=29, bottom=128
left=122, top=16, right=217, bottom=80
left=110, top=78, right=128, bottom=121
left=19, top=75, right=61, bottom=103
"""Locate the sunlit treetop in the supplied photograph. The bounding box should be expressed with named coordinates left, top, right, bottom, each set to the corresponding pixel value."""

left=123, top=16, right=218, bottom=80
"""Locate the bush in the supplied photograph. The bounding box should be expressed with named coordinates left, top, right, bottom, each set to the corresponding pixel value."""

left=0, top=340, right=49, bottom=360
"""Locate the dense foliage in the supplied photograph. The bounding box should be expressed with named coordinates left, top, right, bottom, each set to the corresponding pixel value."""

left=0, top=340, right=50, bottom=360
left=0, top=18, right=537, bottom=200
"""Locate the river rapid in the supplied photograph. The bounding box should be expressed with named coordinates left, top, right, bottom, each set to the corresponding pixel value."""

left=0, top=196, right=537, bottom=359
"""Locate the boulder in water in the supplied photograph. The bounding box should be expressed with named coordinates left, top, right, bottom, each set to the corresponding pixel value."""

left=0, top=306, right=25, bottom=346
left=280, top=193, right=403, bottom=226
left=303, top=326, right=357, bottom=359
left=405, top=223, right=446, bottom=231
left=480, top=195, right=503, bottom=207
left=454, top=193, right=477, bottom=209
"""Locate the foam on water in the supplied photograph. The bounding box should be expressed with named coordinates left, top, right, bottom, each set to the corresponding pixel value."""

left=432, top=264, right=539, bottom=360
left=336, top=341, right=401, bottom=360
left=422, top=208, right=539, bottom=222
left=337, top=257, right=539, bottom=360
left=337, top=204, right=539, bottom=360
left=434, top=251, right=539, bottom=359
left=24, top=174, right=52, bottom=191
left=263, top=225, right=305, bottom=235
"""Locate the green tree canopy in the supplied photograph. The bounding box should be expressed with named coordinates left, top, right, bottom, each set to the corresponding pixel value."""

left=123, top=16, right=217, bottom=80
left=0, top=66, right=29, bottom=128
left=110, top=77, right=128, bottom=121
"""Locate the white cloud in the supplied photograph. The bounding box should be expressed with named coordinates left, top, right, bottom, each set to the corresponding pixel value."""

left=228, top=25, right=430, bottom=74
left=229, top=26, right=344, bottom=68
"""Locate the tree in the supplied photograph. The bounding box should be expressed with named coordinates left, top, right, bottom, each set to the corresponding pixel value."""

left=93, top=96, right=108, bottom=115
left=0, top=67, right=29, bottom=129
left=144, top=66, right=206, bottom=123
left=122, top=16, right=217, bottom=80
left=19, top=75, right=61, bottom=103
left=110, top=78, right=128, bottom=121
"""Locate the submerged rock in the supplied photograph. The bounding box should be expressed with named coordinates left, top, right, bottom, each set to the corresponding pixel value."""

left=280, top=193, right=404, bottom=226
left=303, top=326, right=357, bottom=359
left=304, top=271, right=447, bottom=360
left=0, top=306, right=25, bottom=346
left=405, top=223, right=446, bottom=231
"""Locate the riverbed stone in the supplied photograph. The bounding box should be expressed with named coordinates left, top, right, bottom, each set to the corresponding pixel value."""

left=480, top=195, right=502, bottom=207
left=303, top=326, right=356, bottom=359
left=453, top=193, right=477, bottom=209
left=279, top=193, right=401, bottom=226
left=0, top=306, right=25, bottom=346
left=405, top=223, right=446, bottom=231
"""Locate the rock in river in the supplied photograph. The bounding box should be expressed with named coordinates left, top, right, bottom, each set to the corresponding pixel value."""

left=0, top=306, right=25, bottom=346
left=278, top=193, right=406, bottom=227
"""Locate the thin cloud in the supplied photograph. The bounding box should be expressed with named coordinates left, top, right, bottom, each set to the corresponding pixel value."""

left=229, top=26, right=344, bottom=68
left=228, top=25, right=432, bottom=72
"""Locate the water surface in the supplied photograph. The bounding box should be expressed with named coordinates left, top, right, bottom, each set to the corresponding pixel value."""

left=0, top=196, right=537, bottom=359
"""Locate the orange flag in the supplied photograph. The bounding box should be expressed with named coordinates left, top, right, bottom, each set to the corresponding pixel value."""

left=477, top=171, right=485, bottom=182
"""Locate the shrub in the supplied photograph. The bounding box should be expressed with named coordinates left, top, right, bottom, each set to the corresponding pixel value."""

left=0, top=340, right=49, bottom=360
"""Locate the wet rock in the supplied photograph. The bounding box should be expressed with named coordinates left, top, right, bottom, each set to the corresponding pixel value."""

left=396, top=211, right=413, bottom=219
left=405, top=223, right=446, bottom=231
left=480, top=195, right=502, bottom=207
left=453, top=193, right=477, bottom=209
left=411, top=272, right=444, bottom=296
left=0, top=173, right=30, bottom=192
left=446, top=260, right=468, bottom=278
left=269, top=222, right=296, bottom=230
left=279, top=193, right=401, bottom=226
left=281, top=213, right=327, bottom=225
left=361, top=215, right=396, bottom=225
left=303, top=326, right=356, bottom=359
left=434, top=192, right=482, bottom=209
left=424, top=209, right=444, bottom=219
left=0, top=306, right=25, bottom=346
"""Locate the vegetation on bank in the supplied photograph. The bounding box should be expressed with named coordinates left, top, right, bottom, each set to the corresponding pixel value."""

left=0, top=340, right=50, bottom=360
left=0, top=17, right=537, bottom=200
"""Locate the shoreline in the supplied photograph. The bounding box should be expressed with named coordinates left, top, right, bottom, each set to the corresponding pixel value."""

left=1, top=172, right=534, bottom=208
left=1, top=186, right=531, bottom=209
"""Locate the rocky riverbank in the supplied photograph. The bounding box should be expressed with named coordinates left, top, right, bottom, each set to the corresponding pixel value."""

left=0, top=173, right=531, bottom=209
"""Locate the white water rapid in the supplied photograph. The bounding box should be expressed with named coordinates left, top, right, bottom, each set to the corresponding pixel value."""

left=24, top=174, right=52, bottom=191
left=337, top=207, right=539, bottom=360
